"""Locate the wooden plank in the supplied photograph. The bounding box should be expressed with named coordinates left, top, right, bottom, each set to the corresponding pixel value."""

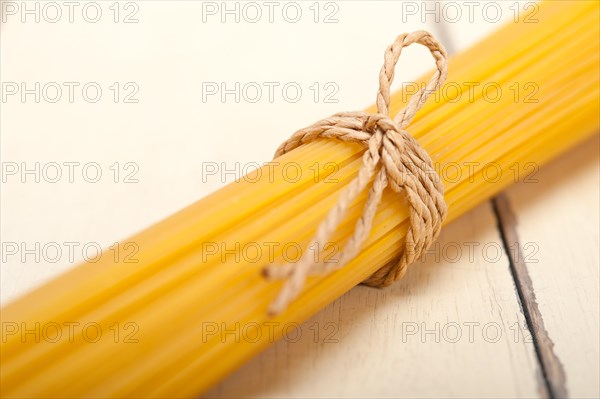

left=497, top=136, right=600, bottom=398
left=205, top=202, right=543, bottom=398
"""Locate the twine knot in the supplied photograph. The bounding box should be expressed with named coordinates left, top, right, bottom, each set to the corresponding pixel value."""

left=264, top=31, right=449, bottom=315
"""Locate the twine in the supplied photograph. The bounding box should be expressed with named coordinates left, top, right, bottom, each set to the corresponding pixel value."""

left=263, top=31, right=449, bottom=315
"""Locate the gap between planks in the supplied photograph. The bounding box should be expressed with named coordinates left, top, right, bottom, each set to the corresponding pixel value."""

left=492, top=195, right=568, bottom=399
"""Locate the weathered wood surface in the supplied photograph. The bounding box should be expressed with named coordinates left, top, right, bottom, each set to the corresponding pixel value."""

left=1, top=1, right=597, bottom=397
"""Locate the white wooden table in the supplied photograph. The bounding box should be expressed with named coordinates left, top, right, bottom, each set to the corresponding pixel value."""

left=1, top=1, right=598, bottom=397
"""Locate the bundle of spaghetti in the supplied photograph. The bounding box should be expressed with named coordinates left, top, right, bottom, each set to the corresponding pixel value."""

left=1, top=1, right=598, bottom=397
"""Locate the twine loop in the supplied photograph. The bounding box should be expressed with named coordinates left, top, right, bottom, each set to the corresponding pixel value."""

left=264, top=31, right=449, bottom=315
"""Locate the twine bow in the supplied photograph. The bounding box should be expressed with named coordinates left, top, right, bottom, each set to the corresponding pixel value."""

left=263, top=31, right=449, bottom=315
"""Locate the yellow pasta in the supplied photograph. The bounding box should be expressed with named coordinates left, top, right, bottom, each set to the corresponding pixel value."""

left=1, top=1, right=598, bottom=397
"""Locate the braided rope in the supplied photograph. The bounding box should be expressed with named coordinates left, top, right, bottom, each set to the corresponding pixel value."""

left=264, top=31, right=449, bottom=315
